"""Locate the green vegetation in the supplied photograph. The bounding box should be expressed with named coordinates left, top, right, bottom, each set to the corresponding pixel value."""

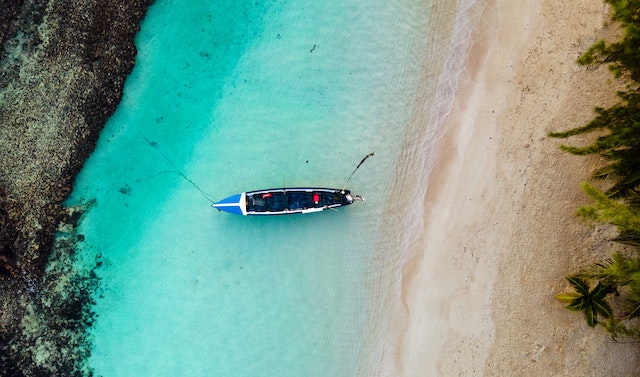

left=550, top=0, right=640, bottom=337
left=556, top=276, right=614, bottom=328
left=576, top=0, right=640, bottom=80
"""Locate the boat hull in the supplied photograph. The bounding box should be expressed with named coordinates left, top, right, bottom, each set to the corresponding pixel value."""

left=212, top=188, right=358, bottom=216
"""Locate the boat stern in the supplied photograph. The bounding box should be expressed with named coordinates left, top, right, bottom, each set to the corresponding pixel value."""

left=212, top=193, right=247, bottom=215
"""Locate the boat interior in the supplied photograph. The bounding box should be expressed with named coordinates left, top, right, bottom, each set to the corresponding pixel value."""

left=246, top=190, right=346, bottom=213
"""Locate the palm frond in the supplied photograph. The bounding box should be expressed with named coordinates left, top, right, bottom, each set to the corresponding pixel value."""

left=556, top=293, right=580, bottom=304
left=592, top=282, right=615, bottom=319
left=613, top=231, right=640, bottom=246
left=567, top=276, right=591, bottom=296
left=566, top=299, right=587, bottom=313
left=583, top=306, right=597, bottom=327
left=623, top=300, right=640, bottom=320
left=593, top=296, right=614, bottom=319
left=621, top=285, right=640, bottom=319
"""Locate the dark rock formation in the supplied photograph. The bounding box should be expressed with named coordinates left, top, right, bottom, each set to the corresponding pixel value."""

left=0, top=0, right=153, bottom=374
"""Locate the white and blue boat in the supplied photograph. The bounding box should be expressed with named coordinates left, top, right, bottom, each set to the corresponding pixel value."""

left=213, top=153, right=373, bottom=216
left=212, top=188, right=363, bottom=216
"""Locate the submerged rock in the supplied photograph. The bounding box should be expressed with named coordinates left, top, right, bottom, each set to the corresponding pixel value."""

left=0, top=0, right=153, bottom=374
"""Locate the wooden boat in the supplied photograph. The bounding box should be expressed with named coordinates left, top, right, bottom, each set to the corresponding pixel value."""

left=213, top=153, right=373, bottom=216
left=212, top=188, right=363, bottom=216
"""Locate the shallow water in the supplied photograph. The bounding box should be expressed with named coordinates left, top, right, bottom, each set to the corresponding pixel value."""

left=65, top=0, right=479, bottom=375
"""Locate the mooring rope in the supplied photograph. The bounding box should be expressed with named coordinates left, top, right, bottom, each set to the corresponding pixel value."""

left=142, top=136, right=215, bottom=204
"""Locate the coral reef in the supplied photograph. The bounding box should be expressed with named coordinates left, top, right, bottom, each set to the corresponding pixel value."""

left=0, top=0, right=152, bottom=374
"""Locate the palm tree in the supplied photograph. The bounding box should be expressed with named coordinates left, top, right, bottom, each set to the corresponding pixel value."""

left=575, top=0, right=640, bottom=81
left=556, top=276, right=615, bottom=327
left=581, top=253, right=640, bottom=321
left=548, top=91, right=640, bottom=202
left=577, top=183, right=640, bottom=238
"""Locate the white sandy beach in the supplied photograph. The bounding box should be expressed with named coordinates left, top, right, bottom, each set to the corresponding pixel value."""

left=398, top=0, right=640, bottom=375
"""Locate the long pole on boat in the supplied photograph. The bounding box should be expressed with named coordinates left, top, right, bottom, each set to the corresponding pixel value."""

left=342, top=152, right=374, bottom=191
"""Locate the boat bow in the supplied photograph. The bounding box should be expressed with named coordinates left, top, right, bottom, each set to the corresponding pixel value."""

left=212, top=193, right=246, bottom=215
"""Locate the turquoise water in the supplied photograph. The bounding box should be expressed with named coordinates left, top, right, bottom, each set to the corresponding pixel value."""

left=65, top=0, right=478, bottom=375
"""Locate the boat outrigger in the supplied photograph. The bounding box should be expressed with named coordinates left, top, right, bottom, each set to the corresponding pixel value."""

left=212, top=188, right=363, bottom=215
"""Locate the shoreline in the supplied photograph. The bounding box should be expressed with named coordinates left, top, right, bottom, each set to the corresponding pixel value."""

left=399, top=0, right=640, bottom=375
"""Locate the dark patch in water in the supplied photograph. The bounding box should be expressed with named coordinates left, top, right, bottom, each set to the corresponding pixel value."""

left=0, top=202, right=101, bottom=376
left=0, top=0, right=153, bottom=373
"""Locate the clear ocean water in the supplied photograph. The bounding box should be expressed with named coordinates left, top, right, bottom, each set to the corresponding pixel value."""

left=65, top=0, right=481, bottom=375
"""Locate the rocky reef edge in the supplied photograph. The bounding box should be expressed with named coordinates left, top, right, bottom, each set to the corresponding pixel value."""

left=0, top=0, right=153, bottom=375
